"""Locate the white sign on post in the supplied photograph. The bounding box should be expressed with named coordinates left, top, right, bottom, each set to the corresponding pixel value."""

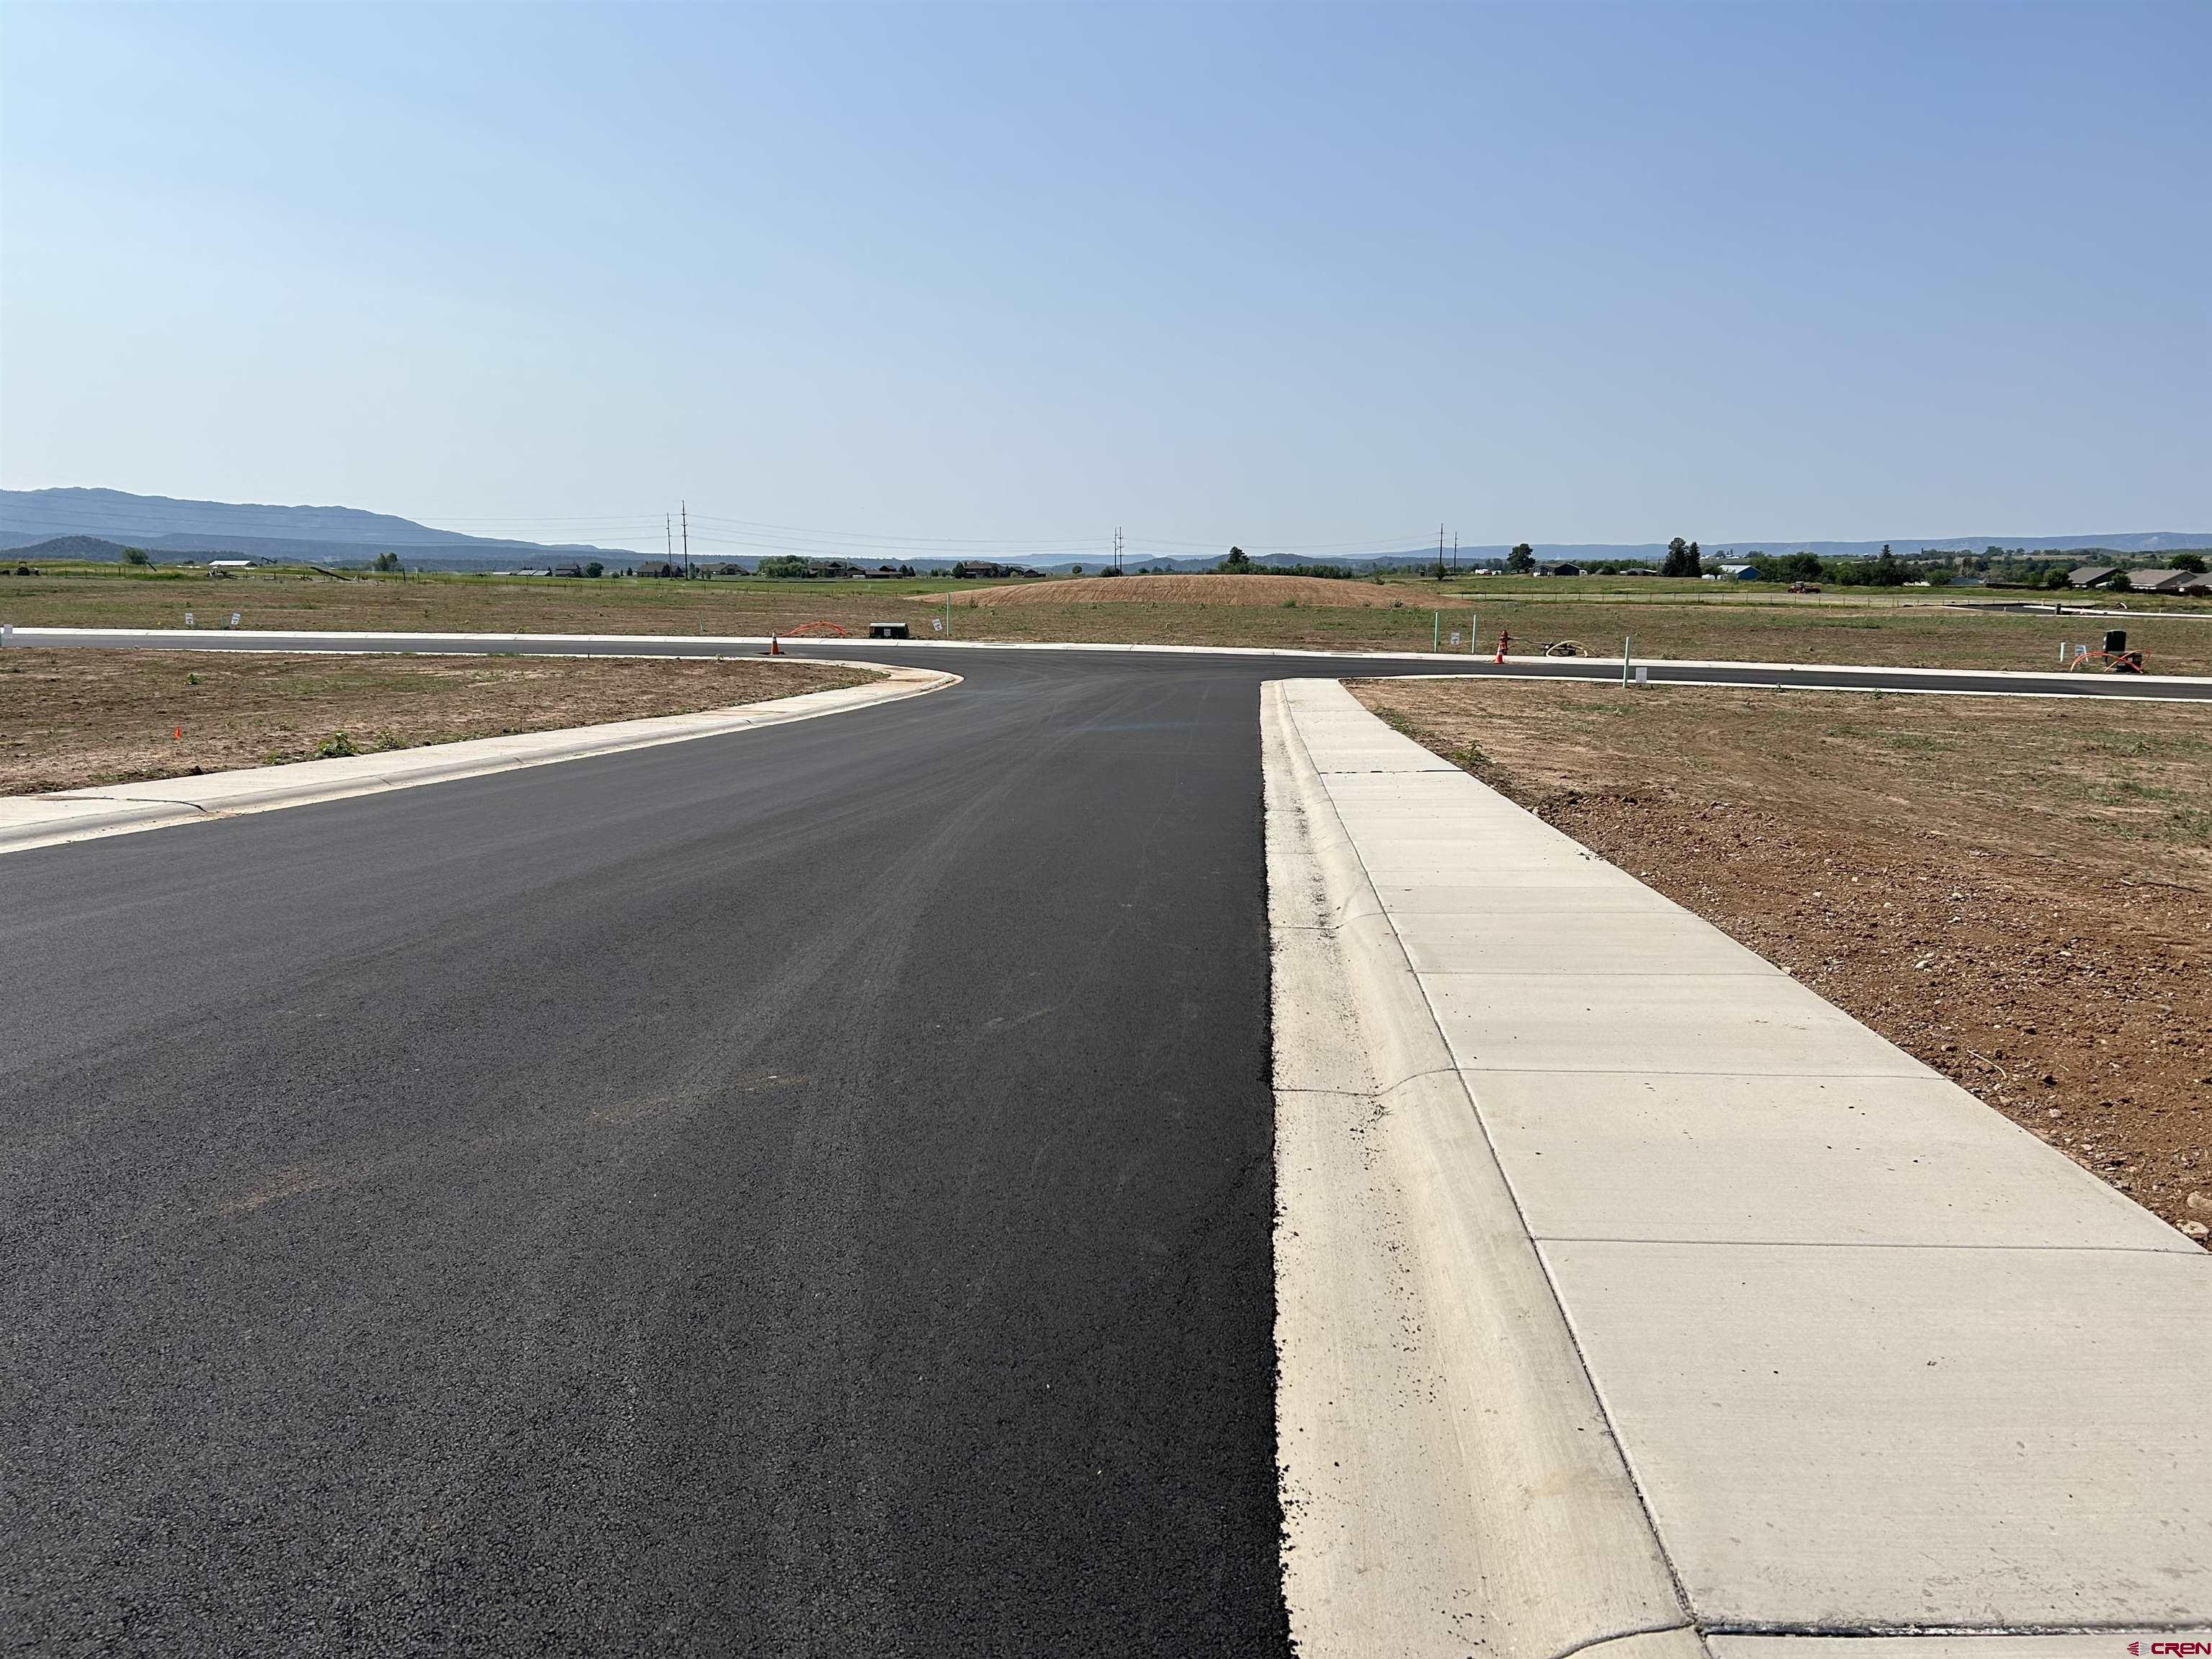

left=931, top=617, right=945, bottom=633
left=228, top=612, right=240, bottom=629
left=1449, top=631, right=1462, bottom=646
left=183, top=612, right=194, bottom=628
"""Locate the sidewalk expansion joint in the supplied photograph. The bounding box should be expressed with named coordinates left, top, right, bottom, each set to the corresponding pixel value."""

left=1545, top=1622, right=1702, bottom=1659
left=1277, top=1064, right=1467, bottom=1100
left=1535, top=1234, right=2208, bottom=1257
left=57, top=795, right=212, bottom=814
left=1413, top=967, right=1779, bottom=979
left=1454, top=1064, right=1935, bottom=1079
left=1700, top=1620, right=2212, bottom=1637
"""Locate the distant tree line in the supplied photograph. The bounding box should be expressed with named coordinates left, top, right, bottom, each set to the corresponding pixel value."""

left=1211, top=546, right=1357, bottom=578
left=753, top=556, right=920, bottom=579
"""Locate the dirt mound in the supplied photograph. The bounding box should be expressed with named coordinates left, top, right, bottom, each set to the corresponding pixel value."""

left=917, top=574, right=1408, bottom=608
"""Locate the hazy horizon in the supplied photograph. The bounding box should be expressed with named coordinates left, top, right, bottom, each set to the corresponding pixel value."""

left=4, top=483, right=2204, bottom=564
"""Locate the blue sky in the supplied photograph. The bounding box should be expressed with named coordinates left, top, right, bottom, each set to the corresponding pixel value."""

left=2, top=1, right=2205, bottom=558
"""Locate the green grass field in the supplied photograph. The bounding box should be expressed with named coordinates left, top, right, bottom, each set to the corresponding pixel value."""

left=4, top=562, right=2208, bottom=674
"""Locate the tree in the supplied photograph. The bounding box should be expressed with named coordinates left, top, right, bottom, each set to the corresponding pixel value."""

left=584, top=561, right=604, bottom=578
left=1506, top=542, right=1536, bottom=574
left=372, top=551, right=402, bottom=572
left=123, top=547, right=152, bottom=566
left=2041, top=566, right=2072, bottom=590
left=1218, top=546, right=1254, bottom=574
left=1660, top=537, right=1699, bottom=579
left=2172, top=552, right=2207, bottom=574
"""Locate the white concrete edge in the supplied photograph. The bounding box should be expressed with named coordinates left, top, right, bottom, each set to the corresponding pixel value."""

left=1352, top=670, right=2212, bottom=704
left=4, top=625, right=2207, bottom=699
left=0, top=660, right=955, bottom=856
left=1264, top=678, right=1701, bottom=1659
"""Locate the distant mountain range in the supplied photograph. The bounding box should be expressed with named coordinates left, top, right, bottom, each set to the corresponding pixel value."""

left=3, top=487, right=2205, bottom=570
left=0, top=487, right=631, bottom=567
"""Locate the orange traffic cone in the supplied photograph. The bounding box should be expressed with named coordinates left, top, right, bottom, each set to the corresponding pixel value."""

left=768, top=634, right=782, bottom=656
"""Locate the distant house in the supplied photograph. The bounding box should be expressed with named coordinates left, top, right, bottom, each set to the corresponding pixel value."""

left=1547, top=562, right=1583, bottom=577
left=2123, top=567, right=2208, bottom=595
left=2068, top=565, right=2123, bottom=589
left=1719, top=563, right=1758, bottom=580
left=207, top=558, right=253, bottom=571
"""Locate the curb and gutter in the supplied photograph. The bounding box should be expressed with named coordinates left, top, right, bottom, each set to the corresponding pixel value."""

left=0, top=661, right=954, bottom=855
left=1266, top=679, right=1704, bottom=1659
left=1264, top=677, right=2210, bottom=1657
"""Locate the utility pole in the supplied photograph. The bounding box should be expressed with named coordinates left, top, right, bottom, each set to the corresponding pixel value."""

left=1453, top=531, right=1458, bottom=572
left=665, top=514, right=673, bottom=572
left=1114, top=525, right=1124, bottom=575
left=681, top=500, right=690, bottom=578
left=1437, top=523, right=1446, bottom=583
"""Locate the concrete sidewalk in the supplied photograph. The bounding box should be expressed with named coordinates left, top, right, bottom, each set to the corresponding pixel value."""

left=0, top=662, right=953, bottom=855
left=1267, top=677, right=2208, bottom=1658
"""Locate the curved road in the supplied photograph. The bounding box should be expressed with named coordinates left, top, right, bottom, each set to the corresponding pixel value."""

left=4, top=648, right=1407, bottom=1656
left=2, top=644, right=2202, bottom=1655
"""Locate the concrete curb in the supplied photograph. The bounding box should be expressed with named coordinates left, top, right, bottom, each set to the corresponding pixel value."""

left=1264, top=678, right=1699, bottom=1659
left=4, top=625, right=2207, bottom=701
left=1270, top=676, right=2210, bottom=1643
left=0, top=661, right=954, bottom=856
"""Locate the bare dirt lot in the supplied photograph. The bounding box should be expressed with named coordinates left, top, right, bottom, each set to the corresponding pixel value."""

left=1351, top=676, right=2212, bottom=1240
left=0, top=650, right=872, bottom=795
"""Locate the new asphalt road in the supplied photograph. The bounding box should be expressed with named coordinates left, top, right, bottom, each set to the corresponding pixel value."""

left=4, top=647, right=1438, bottom=1656
left=3, top=644, right=2199, bottom=1655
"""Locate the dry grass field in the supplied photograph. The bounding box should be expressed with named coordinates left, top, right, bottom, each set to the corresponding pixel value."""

left=0, top=650, right=871, bottom=795
left=1351, top=675, right=2212, bottom=1239
left=935, top=573, right=1408, bottom=607
left=5, top=564, right=2209, bottom=673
